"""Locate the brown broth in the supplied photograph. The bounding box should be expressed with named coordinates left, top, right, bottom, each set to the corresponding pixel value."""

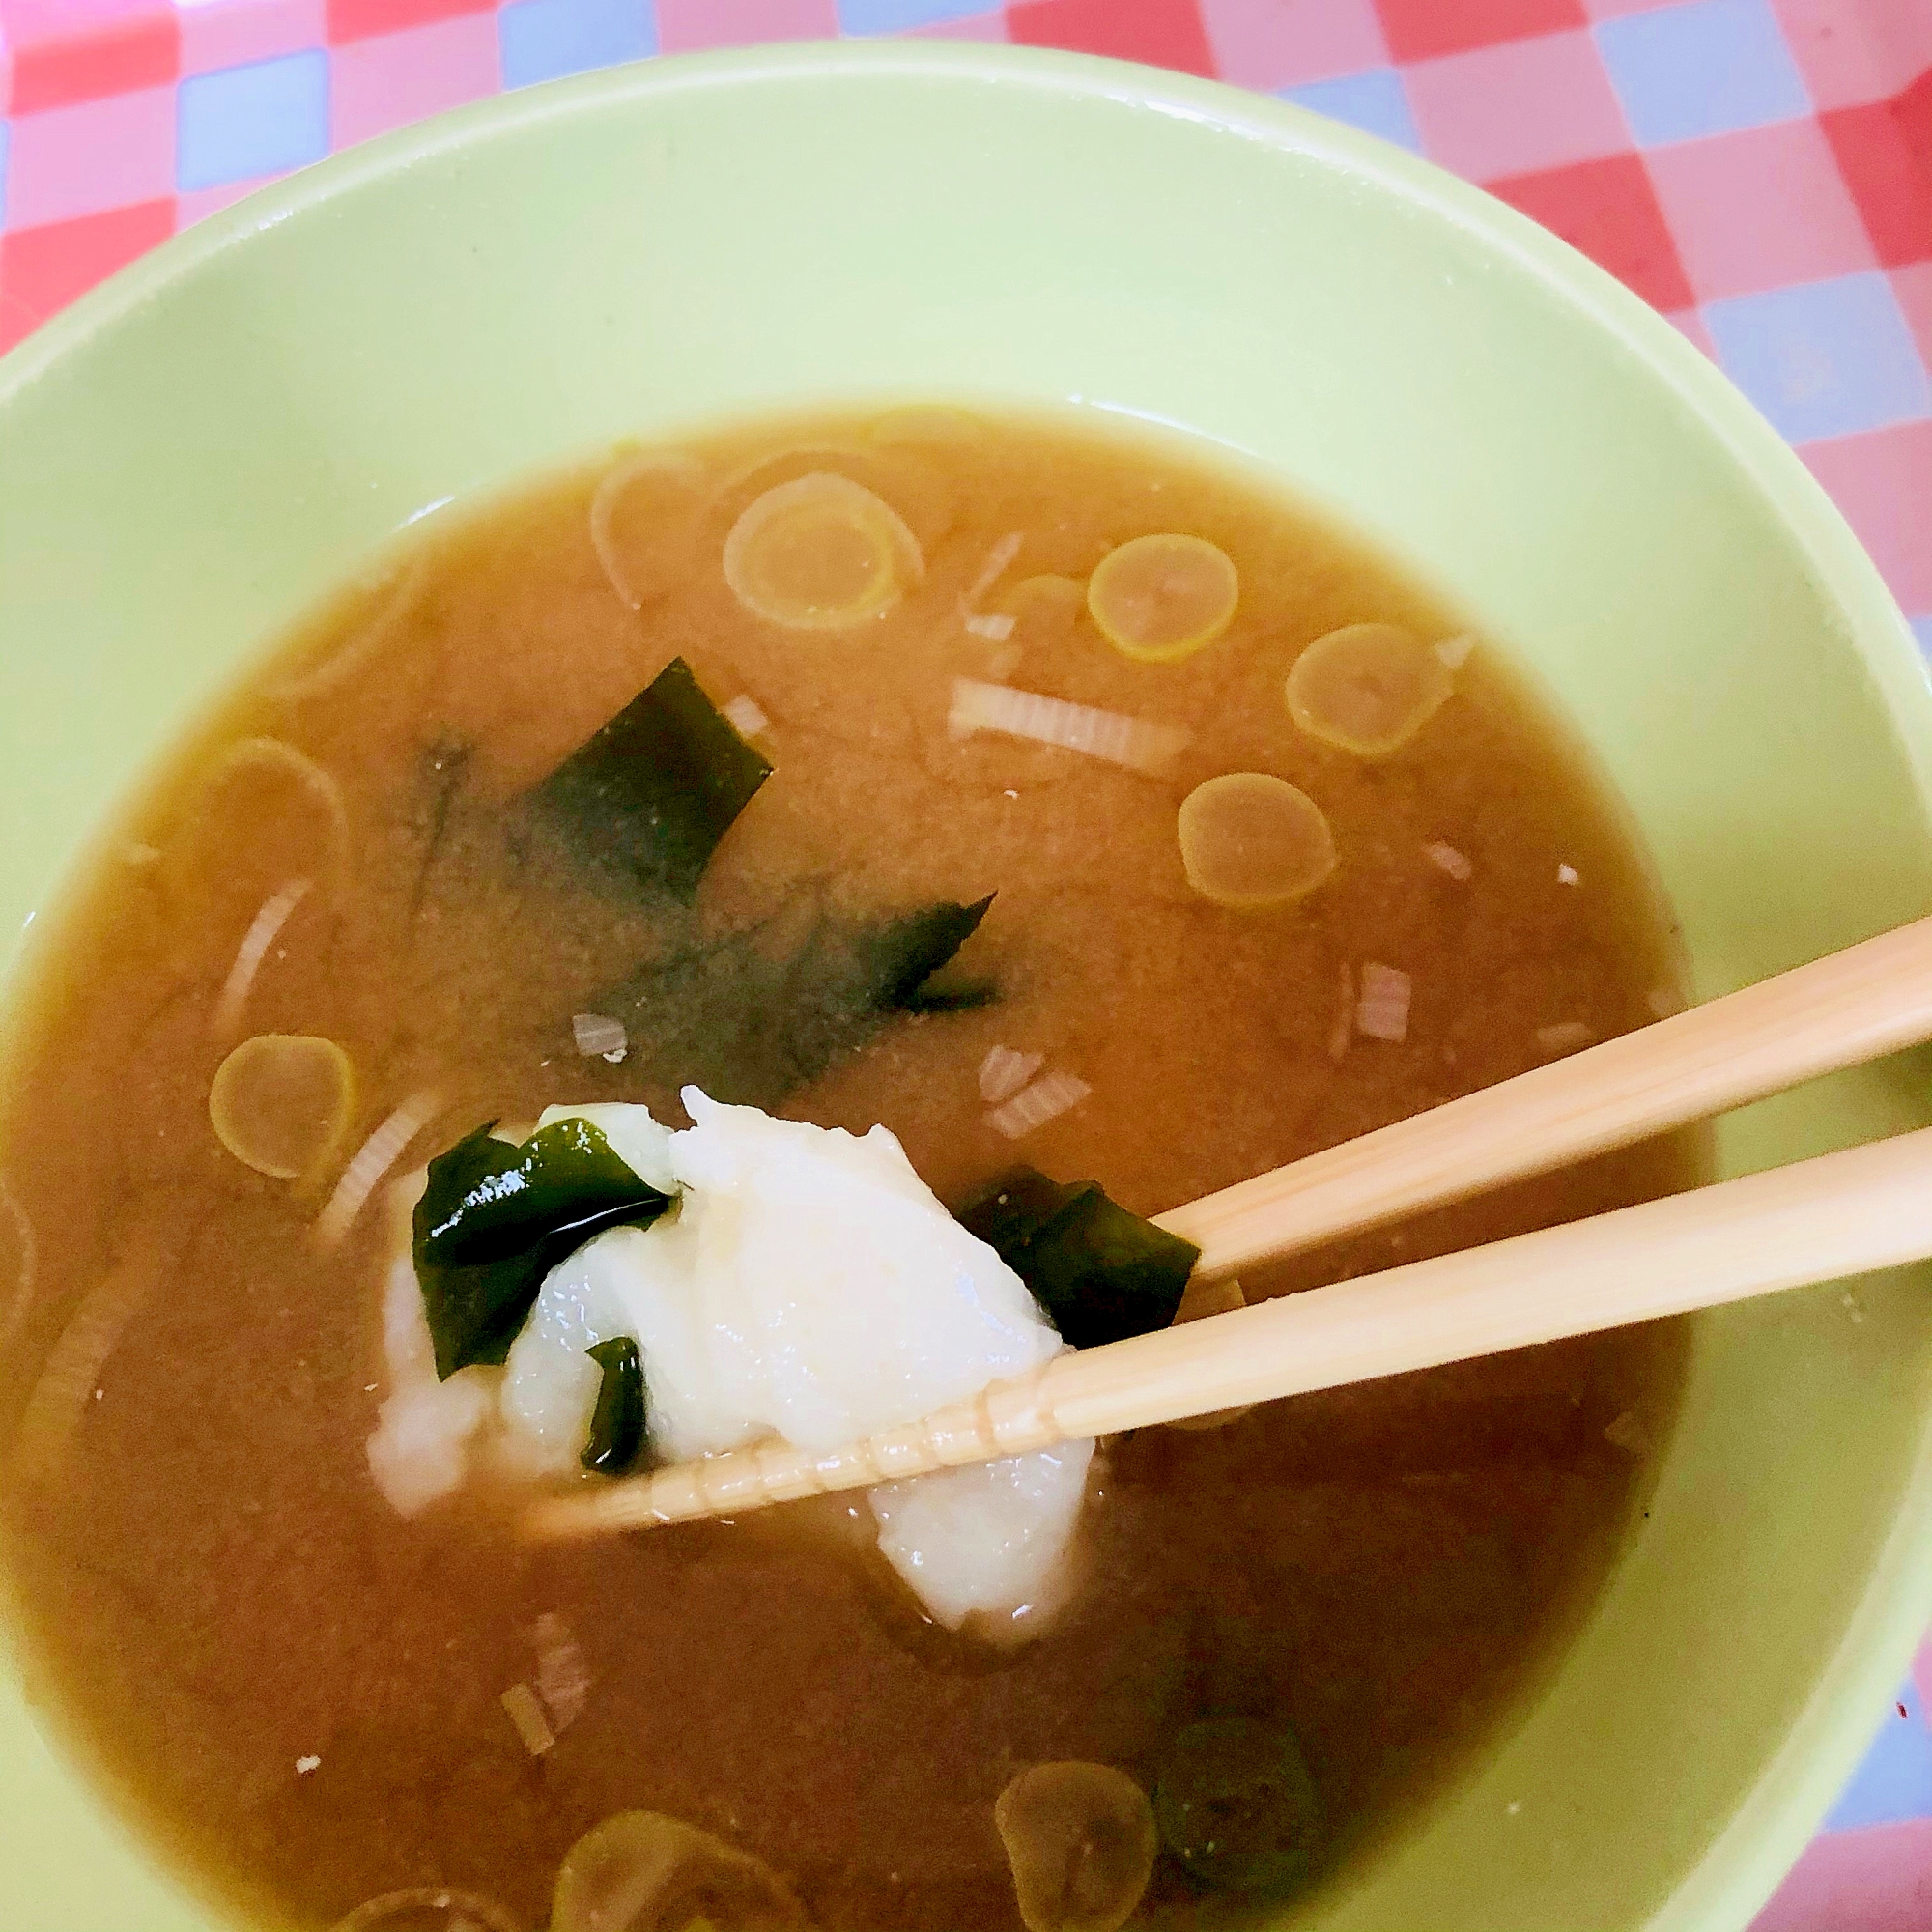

left=0, top=407, right=1696, bottom=1932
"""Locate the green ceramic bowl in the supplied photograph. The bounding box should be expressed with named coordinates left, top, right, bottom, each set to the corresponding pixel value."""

left=2, top=39, right=1929, bottom=1932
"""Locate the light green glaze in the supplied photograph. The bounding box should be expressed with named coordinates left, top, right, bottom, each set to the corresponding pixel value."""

left=1, top=41, right=1928, bottom=1932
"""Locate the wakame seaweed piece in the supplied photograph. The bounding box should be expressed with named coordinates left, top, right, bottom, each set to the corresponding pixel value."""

left=957, top=1165, right=1200, bottom=1350
left=858, top=895, right=996, bottom=1011
left=582, top=1336, right=648, bottom=1475
left=954, top=1165, right=1077, bottom=1258
left=1152, top=1716, right=1321, bottom=1895
left=418, top=1249, right=546, bottom=1380
left=409, top=735, right=473, bottom=916
left=418, top=1116, right=669, bottom=1269
left=416, top=1194, right=670, bottom=1379
left=899, top=979, right=998, bottom=1013
left=604, top=894, right=998, bottom=1110
left=531, top=657, right=773, bottom=901
left=413, top=1120, right=671, bottom=1379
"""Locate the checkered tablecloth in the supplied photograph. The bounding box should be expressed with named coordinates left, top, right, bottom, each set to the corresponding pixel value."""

left=1, top=2, right=1929, bottom=1925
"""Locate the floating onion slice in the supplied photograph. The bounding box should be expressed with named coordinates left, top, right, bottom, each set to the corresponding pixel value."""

left=589, top=448, right=707, bottom=610
left=1604, top=1408, right=1652, bottom=1456
left=1167, top=1276, right=1253, bottom=1431
left=501, top=1681, right=554, bottom=1756
left=1537, top=1019, right=1594, bottom=1057
left=1325, top=962, right=1354, bottom=1064
left=1088, top=533, right=1238, bottom=664
left=1177, top=774, right=1336, bottom=909
left=964, top=530, right=1026, bottom=610
left=161, top=737, right=351, bottom=929
left=1354, top=962, right=1411, bottom=1043
left=12, top=1226, right=166, bottom=1486
left=209, top=1034, right=355, bottom=1181
left=573, top=1012, right=628, bottom=1059
left=330, top=1888, right=525, bottom=1932
left=723, top=473, right=923, bottom=631
left=274, top=554, right=428, bottom=705
left=551, top=1811, right=809, bottom=1932
left=980, top=1044, right=1045, bottom=1105
left=189, top=737, right=349, bottom=842
left=211, top=877, right=312, bottom=1039
left=314, top=1089, right=440, bottom=1251
left=1285, top=623, right=1454, bottom=756
left=715, top=440, right=952, bottom=549
left=1152, top=1715, right=1321, bottom=1895
left=994, top=1762, right=1157, bottom=1932
left=987, top=1068, right=1092, bottom=1142
left=218, top=739, right=350, bottom=855
left=950, top=679, right=1189, bottom=774
left=534, top=1610, right=591, bottom=1733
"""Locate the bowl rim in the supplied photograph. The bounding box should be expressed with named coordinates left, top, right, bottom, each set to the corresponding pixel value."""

left=3, top=37, right=1929, bottom=1932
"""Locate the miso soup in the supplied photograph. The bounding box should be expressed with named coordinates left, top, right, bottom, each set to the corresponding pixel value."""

left=0, top=407, right=1696, bottom=1932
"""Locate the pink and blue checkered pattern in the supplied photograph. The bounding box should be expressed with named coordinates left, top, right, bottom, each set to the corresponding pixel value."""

left=9, top=0, right=1915, bottom=653
left=1, top=4, right=1930, bottom=1921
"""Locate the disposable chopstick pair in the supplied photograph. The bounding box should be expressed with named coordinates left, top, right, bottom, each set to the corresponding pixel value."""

left=531, top=913, right=1932, bottom=1540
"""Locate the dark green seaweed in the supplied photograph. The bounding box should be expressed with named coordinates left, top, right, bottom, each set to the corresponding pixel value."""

left=956, top=1165, right=1199, bottom=1350
left=413, top=1119, right=670, bottom=1379
left=530, top=657, right=773, bottom=902
left=1153, top=1715, right=1321, bottom=1894
left=582, top=1336, right=647, bottom=1475
left=522, top=655, right=998, bottom=1101
left=603, top=893, right=997, bottom=1110
left=858, top=896, right=998, bottom=1011
left=409, top=736, right=473, bottom=917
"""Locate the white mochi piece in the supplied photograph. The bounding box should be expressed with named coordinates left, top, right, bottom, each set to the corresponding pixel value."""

left=655, top=1088, right=1063, bottom=1454
left=869, top=1440, right=1095, bottom=1634
left=484, top=1092, right=1086, bottom=1629
left=365, top=1176, right=497, bottom=1515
